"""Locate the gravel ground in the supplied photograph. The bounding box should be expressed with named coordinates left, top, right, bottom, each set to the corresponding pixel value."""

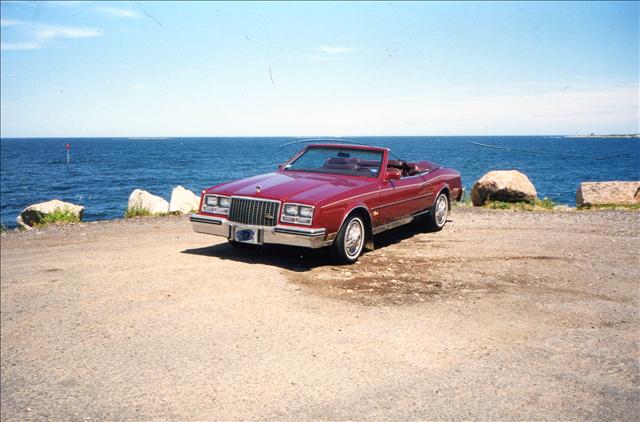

left=1, top=208, right=639, bottom=421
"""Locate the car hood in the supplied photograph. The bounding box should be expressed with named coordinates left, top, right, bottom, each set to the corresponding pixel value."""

left=206, top=171, right=374, bottom=205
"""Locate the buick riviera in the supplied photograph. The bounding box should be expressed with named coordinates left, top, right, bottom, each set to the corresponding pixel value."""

left=191, top=141, right=462, bottom=263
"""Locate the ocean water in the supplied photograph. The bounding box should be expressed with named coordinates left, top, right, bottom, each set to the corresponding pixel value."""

left=1, top=136, right=638, bottom=228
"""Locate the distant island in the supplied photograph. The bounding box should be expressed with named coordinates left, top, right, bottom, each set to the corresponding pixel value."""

left=565, top=133, right=639, bottom=139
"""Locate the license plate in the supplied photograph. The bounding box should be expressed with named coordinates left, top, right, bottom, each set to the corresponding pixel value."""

left=235, top=228, right=259, bottom=244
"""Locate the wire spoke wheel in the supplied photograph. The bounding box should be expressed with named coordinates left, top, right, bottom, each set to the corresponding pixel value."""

left=425, top=191, right=449, bottom=232
left=333, top=215, right=366, bottom=264
left=344, top=219, right=364, bottom=258
left=435, top=194, right=448, bottom=227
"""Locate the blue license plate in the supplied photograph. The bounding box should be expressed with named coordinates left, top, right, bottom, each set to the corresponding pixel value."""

left=235, top=228, right=257, bottom=243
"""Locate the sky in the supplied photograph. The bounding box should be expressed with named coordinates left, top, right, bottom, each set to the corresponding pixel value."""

left=0, top=1, right=638, bottom=137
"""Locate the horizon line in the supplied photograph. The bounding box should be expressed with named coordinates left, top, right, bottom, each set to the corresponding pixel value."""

left=2, top=133, right=639, bottom=140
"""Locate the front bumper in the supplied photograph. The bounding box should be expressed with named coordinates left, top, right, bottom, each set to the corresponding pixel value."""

left=190, top=214, right=332, bottom=248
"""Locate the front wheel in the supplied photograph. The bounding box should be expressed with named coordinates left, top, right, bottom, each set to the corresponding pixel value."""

left=332, top=215, right=366, bottom=264
left=425, top=192, right=449, bottom=231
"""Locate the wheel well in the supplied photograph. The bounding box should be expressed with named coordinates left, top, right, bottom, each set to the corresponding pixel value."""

left=343, top=207, right=373, bottom=240
left=438, top=187, right=451, bottom=209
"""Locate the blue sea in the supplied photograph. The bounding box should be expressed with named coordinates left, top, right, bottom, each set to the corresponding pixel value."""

left=1, top=136, right=639, bottom=228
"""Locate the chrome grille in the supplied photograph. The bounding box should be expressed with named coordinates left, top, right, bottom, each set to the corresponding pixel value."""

left=229, top=197, right=280, bottom=227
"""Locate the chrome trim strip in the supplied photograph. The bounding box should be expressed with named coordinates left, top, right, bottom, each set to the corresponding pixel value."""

left=372, top=209, right=430, bottom=235
left=190, top=217, right=222, bottom=225
left=275, top=225, right=325, bottom=235
left=371, top=192, right=434, bottom=211
left=274, top=227, right=326, bottom=237
left=230, top=195, right=281, bottom=203
left=190, top=214, right=226, bottom=224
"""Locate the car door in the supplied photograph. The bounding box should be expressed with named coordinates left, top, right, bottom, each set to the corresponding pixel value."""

left=371, top=169, right=428, bottom=226
left=418, top=171, right=441, bottom=209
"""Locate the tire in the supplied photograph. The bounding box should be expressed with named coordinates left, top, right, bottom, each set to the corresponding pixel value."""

left=332, top=215, right=366, bottom=264
left=425, top=192, right=449, bottom=231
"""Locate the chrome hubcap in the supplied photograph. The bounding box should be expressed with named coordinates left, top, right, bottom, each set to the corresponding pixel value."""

left=344, top=218, right=364, bottom=258
left=435, top=195, right=448, bottom=226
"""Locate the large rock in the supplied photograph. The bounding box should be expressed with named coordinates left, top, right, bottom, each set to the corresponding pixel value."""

left=16, top=199, right=84, bottom=229
left=471, top=170, right=537, bottom=206
left=169, top=186, right=200, bottom=214
left=576, top=181, right=640, bottom=207
left=127, top=189, right=169, bottom=214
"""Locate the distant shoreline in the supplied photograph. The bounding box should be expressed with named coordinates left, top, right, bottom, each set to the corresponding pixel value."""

left=565, top=134, right=639, bottom=139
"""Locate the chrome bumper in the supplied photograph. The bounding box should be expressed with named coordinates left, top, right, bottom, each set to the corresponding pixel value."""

left=190, top=214, right=332, bottom=249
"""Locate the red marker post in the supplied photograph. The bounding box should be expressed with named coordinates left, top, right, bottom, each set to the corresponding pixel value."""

left=65, top=143, right=71, bottom=167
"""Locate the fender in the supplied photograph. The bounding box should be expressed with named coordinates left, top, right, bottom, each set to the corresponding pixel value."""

left=330, top=204, right=375, bottom=251
left=426, top=182, right=451, bottom=209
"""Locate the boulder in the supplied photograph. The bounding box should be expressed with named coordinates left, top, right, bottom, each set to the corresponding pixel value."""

left=576, top=181, right=640, bottom=207
left=127, top=189, right=169, bottom=214
left=16, top=199, right=84, bottom=229
left=471, top=170, right=537, bottom=206
left=169, top=186, right=200, bottom=214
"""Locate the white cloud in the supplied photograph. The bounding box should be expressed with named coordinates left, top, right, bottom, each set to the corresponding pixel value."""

left=35, top=25, right=102, bottom=40
left=0, top=22, right=103, bottom=50
left=315, top=45, right=354, bottom=55
left=130, top=84, right=145, bottom=91
left=0, top=41, right=42, bottom=50
left=97, top=6, right=139, bottom=18
left=0, top=19, right=23, bottom=27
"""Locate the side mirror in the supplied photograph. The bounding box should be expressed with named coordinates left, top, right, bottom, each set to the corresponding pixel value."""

left=385, top=168, right=401, bottom=181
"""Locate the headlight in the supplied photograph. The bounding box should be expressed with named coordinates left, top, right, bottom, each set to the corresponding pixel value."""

left=284, top=204, right=299, bottom=216
left=218, top=197, right=230, bottom=208
left=281, top=203, right=314, bottom=225
left=202, top=195, right=230, bottom=215
left=299, top=206, right=313, bottom=218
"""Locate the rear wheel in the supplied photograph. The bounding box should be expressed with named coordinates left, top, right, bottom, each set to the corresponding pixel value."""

left=332, top=215, right=366, bottom=264
left=425, top=192, right=449, bottom=231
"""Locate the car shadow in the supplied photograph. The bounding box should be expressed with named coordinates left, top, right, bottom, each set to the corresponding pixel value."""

left=181, top=220, right=445, bottom=272
left=181, top=241, right=331, bottom=272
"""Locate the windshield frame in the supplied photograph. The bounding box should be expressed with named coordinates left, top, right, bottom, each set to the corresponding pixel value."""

left=282, top=145, right=386, bottom=179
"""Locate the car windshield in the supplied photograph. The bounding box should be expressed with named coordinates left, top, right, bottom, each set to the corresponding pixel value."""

left=283, top=147, right=384, bottom=178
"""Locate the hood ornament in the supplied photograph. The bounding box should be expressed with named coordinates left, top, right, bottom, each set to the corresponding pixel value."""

left=255, top=185, right=261, bottom=193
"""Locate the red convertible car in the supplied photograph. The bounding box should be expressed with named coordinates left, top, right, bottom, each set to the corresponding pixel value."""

left=191, top=141, right=462, bottom=263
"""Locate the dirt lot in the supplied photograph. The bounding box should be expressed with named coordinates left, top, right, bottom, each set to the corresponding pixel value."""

left=1, top=208, right=638, bottom=420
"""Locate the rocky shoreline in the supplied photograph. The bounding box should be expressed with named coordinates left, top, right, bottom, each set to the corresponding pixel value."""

left=6, top=169, right=639, bottom=231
